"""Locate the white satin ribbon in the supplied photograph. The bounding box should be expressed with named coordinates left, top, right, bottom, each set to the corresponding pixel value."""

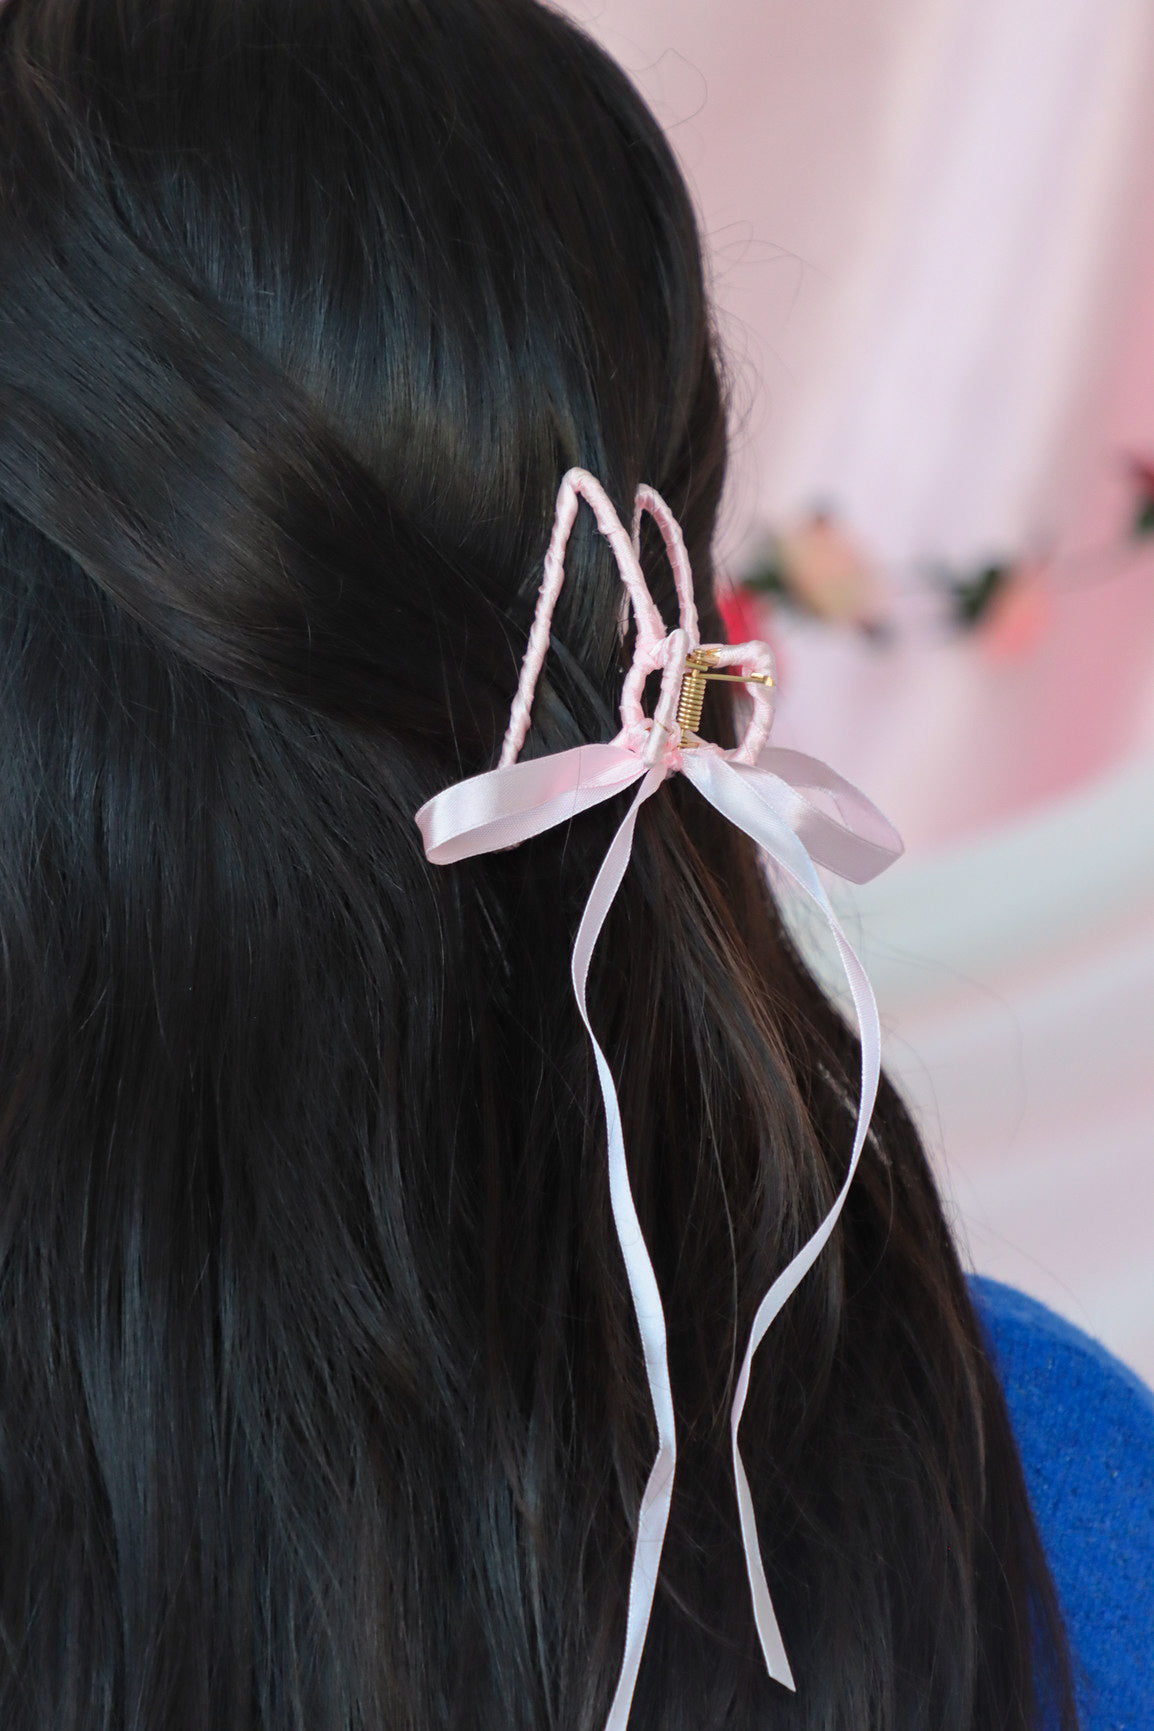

left=416, top=730, right=902, bottom=1727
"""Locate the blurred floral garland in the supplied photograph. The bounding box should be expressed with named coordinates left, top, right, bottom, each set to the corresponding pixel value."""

left=724, top=455, right=1154, bottom=660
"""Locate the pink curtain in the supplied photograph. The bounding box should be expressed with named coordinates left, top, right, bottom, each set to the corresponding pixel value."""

left=561, top=0, right=1154, bottom=1381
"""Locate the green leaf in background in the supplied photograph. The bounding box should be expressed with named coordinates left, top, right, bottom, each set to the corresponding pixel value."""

left=946, top=562, right=1011, bottom=629
left=740, top=552, right=791, bottom=601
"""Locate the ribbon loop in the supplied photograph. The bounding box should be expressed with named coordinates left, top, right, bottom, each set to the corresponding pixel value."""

left=418, top=744, right=647, bottom=865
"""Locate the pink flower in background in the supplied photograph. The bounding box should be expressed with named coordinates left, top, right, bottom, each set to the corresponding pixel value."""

left=776, top=513, right=888, bottom=632
left=738, top=512, right=891, bottom=639
left=976, top=561, right=1053, bottom=662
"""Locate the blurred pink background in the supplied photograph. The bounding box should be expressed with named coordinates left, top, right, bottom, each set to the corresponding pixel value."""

left=562, top=0, right=1154, bottom=1381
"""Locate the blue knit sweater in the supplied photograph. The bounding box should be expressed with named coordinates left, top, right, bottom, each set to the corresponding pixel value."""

left=970, top=1277, right=1154, bottom=1729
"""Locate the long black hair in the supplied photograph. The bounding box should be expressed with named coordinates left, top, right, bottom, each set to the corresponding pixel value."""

left=0, top=0, right=1076, bottom=1725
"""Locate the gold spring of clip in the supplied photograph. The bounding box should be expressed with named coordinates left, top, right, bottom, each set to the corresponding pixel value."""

left=676, top=648, right=775, bottom=748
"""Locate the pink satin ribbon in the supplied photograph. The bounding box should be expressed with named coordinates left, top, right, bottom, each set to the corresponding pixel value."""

left=415, top=470, right=902, bottom=1731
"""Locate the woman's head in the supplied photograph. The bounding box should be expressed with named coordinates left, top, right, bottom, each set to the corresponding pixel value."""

left=0, top=2, right=1074, bottom=1728
left=0, top=0, right=727, bottom=756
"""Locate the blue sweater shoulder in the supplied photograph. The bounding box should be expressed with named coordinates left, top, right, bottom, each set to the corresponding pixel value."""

left=969, top=1276, right=1154, bottom=1729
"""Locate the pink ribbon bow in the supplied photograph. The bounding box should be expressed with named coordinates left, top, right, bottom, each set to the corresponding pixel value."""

left=415, top=469, right=903, bottom=1731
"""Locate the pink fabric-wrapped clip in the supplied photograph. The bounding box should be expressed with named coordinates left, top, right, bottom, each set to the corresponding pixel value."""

left=415, top=468, right=903, bottom=1731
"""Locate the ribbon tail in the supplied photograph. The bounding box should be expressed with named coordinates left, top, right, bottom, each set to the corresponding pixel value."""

left=733, top=1438, right=794, bottom=1688
left=569, top=765, right=678, bottom=1731
left=681, top=752, right=884, bottom=1694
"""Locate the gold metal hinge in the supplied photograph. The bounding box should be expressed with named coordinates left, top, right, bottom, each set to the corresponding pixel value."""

left=677, top=649, right=775, bottom=747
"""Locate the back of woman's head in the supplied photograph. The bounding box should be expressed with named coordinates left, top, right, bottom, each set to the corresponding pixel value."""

left=0, top=1, right=1074, bottom=1727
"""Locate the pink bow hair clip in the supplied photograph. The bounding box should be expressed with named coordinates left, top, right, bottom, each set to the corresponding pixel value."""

left=415, top=468, right=903, bottom=1731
